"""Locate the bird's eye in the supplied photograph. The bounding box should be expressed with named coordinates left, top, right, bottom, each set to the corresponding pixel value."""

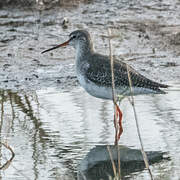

left=71, top=35, right=76, bottom=39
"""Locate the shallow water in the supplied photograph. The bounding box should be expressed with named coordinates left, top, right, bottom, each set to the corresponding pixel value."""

left=0, top=82, right=179, bottom=179
left=0, top=0, right=180, bottom=179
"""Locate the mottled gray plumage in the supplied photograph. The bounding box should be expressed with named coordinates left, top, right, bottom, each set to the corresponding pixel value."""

left=85, top=53, right=167, bottom=92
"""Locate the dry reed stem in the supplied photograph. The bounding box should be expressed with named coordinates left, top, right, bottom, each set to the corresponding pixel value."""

left=108, top=29, right=116, bottom=107
left=126, top=65, right=154, bottom=180
left=108, top=28, right=122, bottom=180
left=107, top=146, right=117, bottom=177
left=117, top=145, right=121, bottom=178
left=101, top=35, right=120, bottom=39
left=108, top=28, right=118, bottom=144
left=0, top=142, right=15, bottom=170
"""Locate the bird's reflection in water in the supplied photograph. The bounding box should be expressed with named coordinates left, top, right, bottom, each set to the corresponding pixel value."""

left=78, top=145, right=167, bottom=180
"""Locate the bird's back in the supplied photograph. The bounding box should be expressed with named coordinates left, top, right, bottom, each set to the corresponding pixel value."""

left=84, top=53, right=168, bottom=96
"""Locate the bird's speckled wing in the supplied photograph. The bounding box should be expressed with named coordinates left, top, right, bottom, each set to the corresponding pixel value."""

left=85, top=53, right=168, bottom=93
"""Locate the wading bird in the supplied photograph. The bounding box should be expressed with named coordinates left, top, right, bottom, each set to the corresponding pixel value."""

left=42, top=30, right=168, bottom=144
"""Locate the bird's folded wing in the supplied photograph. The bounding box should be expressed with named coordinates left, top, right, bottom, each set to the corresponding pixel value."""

left=85, top=53, right=168, bottom=91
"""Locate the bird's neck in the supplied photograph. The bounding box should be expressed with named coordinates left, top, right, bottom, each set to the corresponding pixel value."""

left=75, top=41, right=94, bottom=61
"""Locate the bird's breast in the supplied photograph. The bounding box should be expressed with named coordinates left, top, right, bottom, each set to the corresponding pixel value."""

left=76, top=67, right=113, bottom=100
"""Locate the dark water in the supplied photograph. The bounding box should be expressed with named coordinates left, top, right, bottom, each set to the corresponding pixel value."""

left=0, top=82, right=179, bottom=179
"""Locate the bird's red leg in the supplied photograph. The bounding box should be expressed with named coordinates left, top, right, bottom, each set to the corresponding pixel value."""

left=115, top=103, right=123, bottom=141
left=114, top=112, right=118, bottom=145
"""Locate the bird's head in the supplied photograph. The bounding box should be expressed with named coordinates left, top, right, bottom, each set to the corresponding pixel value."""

left=41, top=30, right=93, bottom=54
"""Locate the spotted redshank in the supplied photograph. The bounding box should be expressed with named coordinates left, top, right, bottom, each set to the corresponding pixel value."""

left=42, top=30, right=168, bottom=143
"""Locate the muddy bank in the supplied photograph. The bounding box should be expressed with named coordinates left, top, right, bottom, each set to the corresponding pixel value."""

left=0, top=0, right=91, bottom=9
left=0, top=0, right=179, bottom=91
left=0, top=0, right=35, bottom=8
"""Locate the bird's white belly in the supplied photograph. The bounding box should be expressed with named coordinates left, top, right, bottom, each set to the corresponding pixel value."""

left=77, top=70, right=162, bottom=100
left=77, top=73, right=113, bottom=100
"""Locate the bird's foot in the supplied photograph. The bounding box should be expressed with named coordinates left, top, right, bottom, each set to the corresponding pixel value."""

left=114, top=104, right=123, bottom=145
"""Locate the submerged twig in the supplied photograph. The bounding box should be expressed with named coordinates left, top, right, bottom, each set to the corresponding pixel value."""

left=0, top=141, right=30, bottom=179
left=10, top=164, right=31, bottom=180
left=126, top=65, right=154, bottom=180
left=0, top=142, right=15, bottom=170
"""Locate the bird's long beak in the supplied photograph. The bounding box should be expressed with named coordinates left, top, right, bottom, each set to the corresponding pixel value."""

left=41, top=38, right=71, bottom=54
